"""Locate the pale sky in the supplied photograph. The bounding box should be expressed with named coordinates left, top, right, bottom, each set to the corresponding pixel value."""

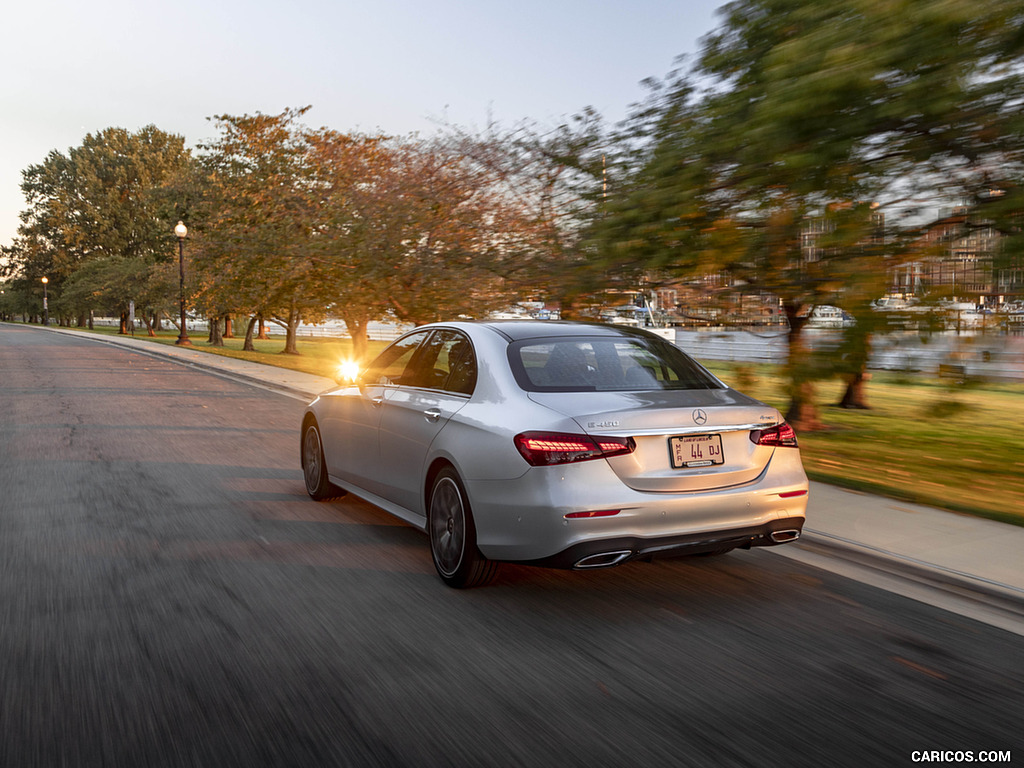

left=1, top=0, right=723, bottom=247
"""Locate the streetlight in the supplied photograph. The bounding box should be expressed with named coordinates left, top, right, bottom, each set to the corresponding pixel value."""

left=174, top=221, right=191, bottom=346
left=41, top=276, right=48, bottom=326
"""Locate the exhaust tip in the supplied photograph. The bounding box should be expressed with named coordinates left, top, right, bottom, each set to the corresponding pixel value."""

left=769, top=529, right=801, bottom=544
left=573, top=550, right=633, bottom=569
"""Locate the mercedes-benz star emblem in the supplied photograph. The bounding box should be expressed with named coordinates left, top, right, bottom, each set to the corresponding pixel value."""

left=692, top=409, right=708, bottom=425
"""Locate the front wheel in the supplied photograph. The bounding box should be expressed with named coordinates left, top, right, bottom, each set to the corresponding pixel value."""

left=428, top=468, right=498, bottom=588
left=302, top=421, right=342, bottom=500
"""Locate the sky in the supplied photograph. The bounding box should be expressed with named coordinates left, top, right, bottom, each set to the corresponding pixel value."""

left=1, top=0, right=724, bottom=248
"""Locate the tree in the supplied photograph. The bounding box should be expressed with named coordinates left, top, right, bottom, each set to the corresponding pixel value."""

left=363, top=136, right=522, bottom=327
left=439, top=113, right=610, bottom=317
left=307, top=128, right=541, bottom=358
left=192, top=108, right=327, bottom=355
left=303, top=129, right=402, bottom=361
left=58, top=256, right=177, bottom=334
left=4, top=126, right=193, bottom=328
left=592, top=0, right=1024, bottom=430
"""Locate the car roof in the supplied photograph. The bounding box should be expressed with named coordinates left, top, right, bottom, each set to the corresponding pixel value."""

left=469, top=320, right=665, bottom=343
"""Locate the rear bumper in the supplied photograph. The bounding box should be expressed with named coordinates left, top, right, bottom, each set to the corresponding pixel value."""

left=464, top=447, right=809, bottom=563
left=517, top=516, right=805, bottom=570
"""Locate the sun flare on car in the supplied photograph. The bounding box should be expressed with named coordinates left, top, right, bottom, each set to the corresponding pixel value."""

left=336, top=359, right=361, bottom=383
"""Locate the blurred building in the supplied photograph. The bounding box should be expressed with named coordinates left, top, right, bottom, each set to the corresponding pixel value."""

left=616, top=198, right=1022, bottom=328
left=890, top=197, right=1024, bottom=308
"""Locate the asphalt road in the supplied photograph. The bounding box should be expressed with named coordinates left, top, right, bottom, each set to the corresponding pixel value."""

left=1, top=324, right=1021, bottom=767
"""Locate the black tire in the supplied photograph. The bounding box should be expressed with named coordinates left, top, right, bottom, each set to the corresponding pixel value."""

left=428, top=467, right=498, bottom=588
left=302, top=421, right=341, bottom=500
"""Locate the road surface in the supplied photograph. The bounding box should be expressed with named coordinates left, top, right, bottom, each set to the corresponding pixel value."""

left=1, top=325, right=1020, bottom=767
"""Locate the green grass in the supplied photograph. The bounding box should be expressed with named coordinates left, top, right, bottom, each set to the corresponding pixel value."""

left=706, top=362, right=1024, bottom=527
left=46, top=323, right=1024, bottom=526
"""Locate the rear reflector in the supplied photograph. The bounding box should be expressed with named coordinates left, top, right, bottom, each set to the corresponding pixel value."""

left=564, top=509, right=621, bottom=519
left=514, top=431, right=636, bottom=466
left=778, top=490, right=808, bottom=498
left=750, top=422, right=799, bottom=448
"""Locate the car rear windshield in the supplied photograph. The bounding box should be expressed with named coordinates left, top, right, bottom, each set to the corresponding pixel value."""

left=508, top=336, right=725, bottom=392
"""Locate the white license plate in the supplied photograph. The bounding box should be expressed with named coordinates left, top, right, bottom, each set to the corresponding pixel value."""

left=669, top=434, right=724, bottom=468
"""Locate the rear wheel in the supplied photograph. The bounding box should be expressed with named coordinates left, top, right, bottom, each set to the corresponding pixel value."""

left=428, top=468, right=498, bottom=588
left=302, top=421, right=343, bottom=500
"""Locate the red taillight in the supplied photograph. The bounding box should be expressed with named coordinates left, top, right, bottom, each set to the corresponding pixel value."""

left=750, top=422, right=799, bottom=448
left=514, top=431, right=636, bottom=466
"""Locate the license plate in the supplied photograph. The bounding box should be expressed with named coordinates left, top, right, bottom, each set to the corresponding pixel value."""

left=669, top=434, right=724, bottom=468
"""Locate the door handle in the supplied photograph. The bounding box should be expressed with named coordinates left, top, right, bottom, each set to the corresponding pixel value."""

left=372, top=396, right=384, bottom=408
left=424, top=408, right=442, bottom=422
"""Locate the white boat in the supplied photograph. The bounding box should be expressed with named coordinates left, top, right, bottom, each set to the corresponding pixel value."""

left=805, top=305, right=855, bottom=329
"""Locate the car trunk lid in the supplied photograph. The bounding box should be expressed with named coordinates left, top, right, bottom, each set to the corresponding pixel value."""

left=527, top=390, right=783, bottom=492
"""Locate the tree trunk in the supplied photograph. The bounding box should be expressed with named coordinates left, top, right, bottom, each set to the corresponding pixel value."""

left=258, top=316, right=269, bottom=340
left=782, top=304, right=822, bottom=431
left=784, top=379, right=823, bottom=430
left=144, top=315, right=156, bottom=337
left=210, top=314, right=224, bottom=347
left=838, top=370, right=869, bottom=409
left=837, top=327, right=873, bottom=409
left=119, top=312, right=129, bottom=335
left=243, top=316, right=258, bottom=352
left=224, top=314, right=234, bottom=339
left=340, top=312, right=371, bottom=361
left=281, top=306, right=300, bottom=355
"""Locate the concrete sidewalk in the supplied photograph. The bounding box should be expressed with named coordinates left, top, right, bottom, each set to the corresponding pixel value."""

left=40, top=325, right=1024, bottom=605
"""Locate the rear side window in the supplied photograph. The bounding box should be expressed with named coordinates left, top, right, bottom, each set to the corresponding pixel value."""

left=508, top=337, right=723, bottom=392
left=406, top=330, right=477, bottom=394
left=362, top=331, right=429, bottom=386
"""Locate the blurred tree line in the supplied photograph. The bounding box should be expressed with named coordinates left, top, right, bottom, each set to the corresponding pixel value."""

left=2, top=0, right=1022, bottom=429
left=0, top=108, right=603, bottom=357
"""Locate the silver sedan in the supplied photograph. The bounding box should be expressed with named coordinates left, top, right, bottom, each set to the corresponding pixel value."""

left=301, top=321, right=808, bottom=587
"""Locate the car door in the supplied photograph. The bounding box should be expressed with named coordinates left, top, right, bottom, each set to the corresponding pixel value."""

left=376, top=330, right=477, bottom=515
left=320, top=330, right=429, bottom=497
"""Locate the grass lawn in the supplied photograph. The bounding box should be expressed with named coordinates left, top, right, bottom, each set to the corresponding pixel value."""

left=49, top=323, right=1024, bottom=526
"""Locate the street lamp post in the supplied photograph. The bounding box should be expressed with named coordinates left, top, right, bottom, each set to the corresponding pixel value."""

left=174, top=221, right=191, bottom=346
left=41, top=276, right=48, bottom=326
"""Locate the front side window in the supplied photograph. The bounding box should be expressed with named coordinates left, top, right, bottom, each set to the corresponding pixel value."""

left=509, top=336, right=723, bottom=392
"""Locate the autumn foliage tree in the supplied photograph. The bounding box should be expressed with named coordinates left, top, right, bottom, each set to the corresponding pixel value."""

left=191, top=111, right=542, bottom=359
left=190, top=108, right=328, bottom=354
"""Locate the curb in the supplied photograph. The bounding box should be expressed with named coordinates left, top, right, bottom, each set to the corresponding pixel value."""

left=796, top=529, right=1024, bottom=613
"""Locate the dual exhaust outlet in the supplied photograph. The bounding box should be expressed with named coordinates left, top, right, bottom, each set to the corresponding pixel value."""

left=572, top=528, right=802, bottom=570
